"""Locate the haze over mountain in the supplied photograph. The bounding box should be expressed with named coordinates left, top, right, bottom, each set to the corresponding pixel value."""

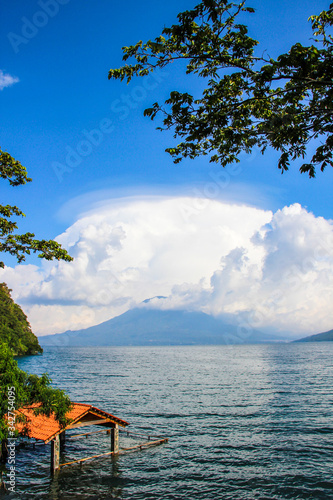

left=39, top=302, right=286, bottom=347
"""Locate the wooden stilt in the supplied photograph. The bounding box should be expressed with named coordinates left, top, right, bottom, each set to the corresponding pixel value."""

left=0, top=440, right=8, bottom=463
left=51, top=435, right=60, bottom=473
left=1, top=470, right=7, bottom=491
left=111, top=424, right=119, bottom=454
left=59, top=431, right=66, bottom=447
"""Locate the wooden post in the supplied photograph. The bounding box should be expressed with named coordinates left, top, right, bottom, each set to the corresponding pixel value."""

left=0, top=440, right=8, bottom=463
left=51, top=435, right=60, bottom=473
left=111, top=424, right=119, bottom=454
left=59, top=431, right=66, bottom=447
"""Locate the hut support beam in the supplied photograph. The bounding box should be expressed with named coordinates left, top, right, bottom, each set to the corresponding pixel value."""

left=60, top=431, right=66, bottom=447
left=111, top=424, right=119, bottom=454
left=51, top=434, right=60, bottom=473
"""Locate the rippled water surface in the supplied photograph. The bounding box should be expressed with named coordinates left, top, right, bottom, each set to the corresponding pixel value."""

left=7, top=343, right=333, bottom=499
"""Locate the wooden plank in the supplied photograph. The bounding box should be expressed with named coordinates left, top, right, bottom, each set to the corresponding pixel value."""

left=71, top=428, right=157, bottom=440
left=120, top=438, right=168, bottom=452
left=67, top=419, right=114, bottom=429
left=60, top=450, right=114, bottom=467
left=51, top=435, right=60, bottom=473
left=111, top=424, right=119, bottom=454
left=120, top=430, right=164, bottom=440
left=60, top=431, right=66, bottom=446
left=59, top=438, right=168, bottom=468
left=87, top=407, right=129, bottom=427
left=70, top=429, right=110, bottom=438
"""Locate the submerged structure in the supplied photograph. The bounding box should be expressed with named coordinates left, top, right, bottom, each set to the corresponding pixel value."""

left=14, top=402, right=167, bottom=474
left=15, top=402, right=129, bottom=473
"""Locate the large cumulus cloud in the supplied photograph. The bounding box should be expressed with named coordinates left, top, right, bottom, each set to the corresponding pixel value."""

left=1, top=197, right=332, bottom=337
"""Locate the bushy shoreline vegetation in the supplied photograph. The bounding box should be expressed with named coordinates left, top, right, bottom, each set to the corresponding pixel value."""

left=0, top=284, right=72, bottom=459
left=0, top=148, right=73, bottom=459
left=0, top=283, right=42, bottom=356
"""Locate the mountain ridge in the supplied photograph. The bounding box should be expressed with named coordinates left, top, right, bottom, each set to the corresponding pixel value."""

left=39, top=307, right=285, bottom=347
left=294, top=328, right=333, bottom=343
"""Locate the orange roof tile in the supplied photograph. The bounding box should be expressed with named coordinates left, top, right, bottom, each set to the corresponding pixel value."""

left=15, top=402, right=129, bottom=443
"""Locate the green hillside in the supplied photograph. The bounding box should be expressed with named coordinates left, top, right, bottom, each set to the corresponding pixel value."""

left=0, top=282, right=42, bottom=355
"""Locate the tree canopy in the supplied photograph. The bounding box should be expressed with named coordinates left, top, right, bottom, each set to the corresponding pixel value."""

left=0, top=148, right=73, bottom=268
left=109, top=1, right=333, bottom=177
left=0, top=285, right=72, bottom=448
left=0, top=283, right=42, bottom=356
left=0, top=342, right=72, bottom=445
left=0, top=150, right=73, bottom=450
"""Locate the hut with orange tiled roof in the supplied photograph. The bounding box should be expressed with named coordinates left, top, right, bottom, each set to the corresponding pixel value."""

left=15, top=402, right=129, bottom=472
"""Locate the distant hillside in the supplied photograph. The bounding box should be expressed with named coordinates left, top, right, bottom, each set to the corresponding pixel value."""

left=0, top=282, right=42, bottom=355
left=39, top=307, right=283, bottom=347
left=294, top=329, right=333, bottom=343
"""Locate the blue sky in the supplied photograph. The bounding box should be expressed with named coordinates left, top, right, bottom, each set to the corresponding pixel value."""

left=1, top=0, right=333, bottom=338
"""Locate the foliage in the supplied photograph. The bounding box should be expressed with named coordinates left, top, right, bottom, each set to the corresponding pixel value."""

left=109, top=1, right=333, bottom=177
left=0, top=148, right=73, bottom=268
left=0, top=150, right=74, bottom=447
left=0, top=343, right=72, bottom=443
left=0, top=283, right=42, bottom=356
left=0, top=287, right=72, bottom=445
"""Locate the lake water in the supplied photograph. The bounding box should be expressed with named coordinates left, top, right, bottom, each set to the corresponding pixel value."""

left=7, top=343, right=333, bottom=499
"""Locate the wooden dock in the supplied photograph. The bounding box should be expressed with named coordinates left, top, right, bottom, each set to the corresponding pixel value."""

left=59, top=435, right=169, bottom=468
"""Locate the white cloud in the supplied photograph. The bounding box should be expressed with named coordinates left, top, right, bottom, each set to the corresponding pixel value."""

left=1, top=197, right=332, bottom=338
left=0, top=70, right=19, bottom=90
